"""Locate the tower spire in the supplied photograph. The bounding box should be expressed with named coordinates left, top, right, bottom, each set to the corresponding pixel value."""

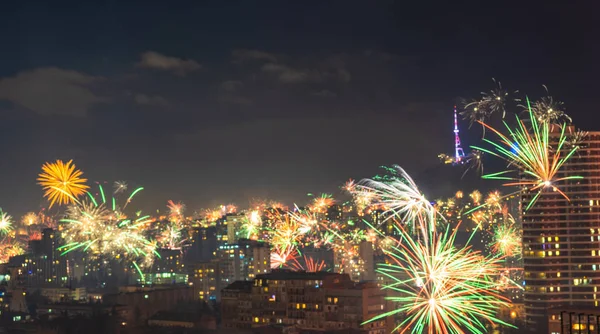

left=454, top=106, right=465, bottom=162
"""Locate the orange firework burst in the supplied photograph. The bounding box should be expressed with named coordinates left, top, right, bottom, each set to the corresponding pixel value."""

left=308, top=193, right=335, bottom=213
left=21, top=212, right=39, bottom=226
left=38, top=160, right=89, bottom=208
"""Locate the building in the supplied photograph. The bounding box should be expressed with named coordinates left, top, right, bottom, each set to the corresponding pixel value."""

left=547, top=308, right=600, bottom=334
left=522, top=129, right=600, bottom=329
left=221, top=270, right=387, bottom=333
left=39, top=287, right=87, bottom=303
left=221, top=280, right=253, bottom=330
left=227, top=214, right=244, bottom=244
left=188, top=226, right=218, bottom=262
left=190, top=260, right=222, bottom=301
left=148, top=311, right=217, bottom=330
left=217, top=239, right=270, bottom=285
left=102, top=285, right=194, bottom=325
left=152, top=248, right=185, bottom=274
left=21, top=228, right=68, bottom=287
left=333, top=241, right=375, bottom=282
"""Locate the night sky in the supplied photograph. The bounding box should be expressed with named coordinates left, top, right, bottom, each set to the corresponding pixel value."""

left=1, top=1, right=598, bottom=215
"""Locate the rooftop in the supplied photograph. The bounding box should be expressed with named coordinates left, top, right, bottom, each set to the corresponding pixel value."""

left=255, top=269, right=344, bottom=281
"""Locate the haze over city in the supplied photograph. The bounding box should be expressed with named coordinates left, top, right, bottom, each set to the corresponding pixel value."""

left=0, top=1, right=599, bottom=334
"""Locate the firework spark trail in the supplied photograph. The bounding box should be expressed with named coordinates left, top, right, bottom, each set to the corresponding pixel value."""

left=461, top=78, right=520, bottom=128
left=270, top=246, right=297, bottom=269
left=21, top=212, right=39, bottom=226
left=167, top=200, right=185, bottom=222
left=491, top=220, right=522, bottom=258
left=472, top=98, right=582, bottom=210
left=0, top=209, right=14, bottom=236
left=0, top=240, right=25, bottom=263
left=307, top=193, right=335, bottom=213
left=519, top=85, right=572, bottom=124
left=364, top=222, right=513, bottom=334
left=355, top=166, right=438, bottom=237
left=288, top=255, right=326, bottom=272
left=113, top=181, right=128, bottom=194
left=239, top=210, right=263, bottom=239
left=356, top=166, right=514, bottom=333
left=59, top=184, right=159, bottom=281
left=38, top=160, right=89, bottom=208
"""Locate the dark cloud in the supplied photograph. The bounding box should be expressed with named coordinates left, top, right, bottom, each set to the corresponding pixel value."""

left=134, top=93, right=169, bottom=107
left=136, top=51, right=202, bottom=75
left=232, top=49, right=278, bottom=63
left=0, top=67, right=109, bottom=117
left=218, top=94, right=253, bottom=106
left=312, top=89, right=337, bottom=98
left=220, top=80, right=244, bottom=92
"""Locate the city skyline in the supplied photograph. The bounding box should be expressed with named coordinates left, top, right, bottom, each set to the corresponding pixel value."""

left=1, top=2, right=599, bottom=332
left=1, top=1, right=599, bottom=215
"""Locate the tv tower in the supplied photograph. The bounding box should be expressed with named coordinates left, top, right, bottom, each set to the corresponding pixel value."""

left=453, top=106, right=465, bottom=163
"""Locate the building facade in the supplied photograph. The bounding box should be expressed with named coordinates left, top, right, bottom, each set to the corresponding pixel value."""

left=221, top=270, right=387, bottom=333
left=523, top=129, right=600, bottom=329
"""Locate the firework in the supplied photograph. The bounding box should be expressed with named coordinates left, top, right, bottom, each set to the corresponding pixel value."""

left=308, top=193, right=335, bottom=213
left=462, top=78, right=520, bottom=126
left=38, top=159, right=89, bottom=208
left=288, top=255, right=326, bottom=272
left=0, top=240, right=25, bottom=263
left=365, top=222, right=512, bottom=334
left=167, top=200, right=185, bottom=222
left=160, top=223, right=185, bottom=250
left=521, top=85, right=571, bottom=124
left=28, top=230, right=42, bottom=241
left=21, top=212, right=39, bottom=226
left=59, top=184, right=158, bottom=280
left=203, top=209, right=222, bottom=223
left=113, top=181, right=128, bottom=194
left=271, top=246, right=297, bottom=269
left=289, top=207, right=321, bottom=235
left=356, top=165, right=436, bottom=235
left=566, top=128, right=588, bottom=148
left=0, top=209, right=13, bottom=236
left=342, top=179, right=357, bottom=193
left=462, top=149, right=484, bottom=176
left=491, top=222, right=522, bottom=258
left=240, top=210, right=263, bottom=240
left=267, top=211, right=303, bottom=253
left=473, top=99, right=582, bottom=210
left=223, top=204, right=237, bottom=214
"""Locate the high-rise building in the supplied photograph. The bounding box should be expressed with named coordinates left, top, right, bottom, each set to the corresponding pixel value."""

left=21, top=228, right=68, bottom=287
left=188, top=226, right=218, bottom=262
left=190, top=260, right=222, bottom=301
left=522, top=129, right=600, bottom=329
left=217, top=239, right=270, bottom=285
left=226, top=214, right=243, bottom=244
